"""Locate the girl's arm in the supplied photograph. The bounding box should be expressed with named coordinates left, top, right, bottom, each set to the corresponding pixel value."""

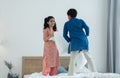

left=43, top=29, right=51, bottom=42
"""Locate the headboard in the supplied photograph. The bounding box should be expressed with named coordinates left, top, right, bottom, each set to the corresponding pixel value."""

left=22, top=56, right=70, bottom=77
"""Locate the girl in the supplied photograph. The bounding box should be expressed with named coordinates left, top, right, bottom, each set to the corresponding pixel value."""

left=42, top=16, right=60, bottom=76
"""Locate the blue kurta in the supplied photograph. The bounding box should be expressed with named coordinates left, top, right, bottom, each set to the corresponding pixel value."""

left=63, top=18, right=89, bottom=53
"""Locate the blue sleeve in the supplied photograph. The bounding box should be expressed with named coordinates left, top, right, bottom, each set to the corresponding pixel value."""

left=82, top=20, right=89, bottom=36
left=63, top=23, right=70, bottom=42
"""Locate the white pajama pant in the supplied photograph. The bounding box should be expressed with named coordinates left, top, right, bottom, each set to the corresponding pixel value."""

left=68, top=50, right=97, bottom=75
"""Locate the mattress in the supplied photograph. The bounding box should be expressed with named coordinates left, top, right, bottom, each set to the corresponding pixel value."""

left=24, top=75, right=30, bottom=78
left=24, top=72, right=120, bottom=78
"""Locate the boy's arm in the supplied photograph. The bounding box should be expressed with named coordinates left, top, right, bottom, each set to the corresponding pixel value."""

left=63, top=23, right=70, bottom=42
left=82, top=20, right=89, bottom=36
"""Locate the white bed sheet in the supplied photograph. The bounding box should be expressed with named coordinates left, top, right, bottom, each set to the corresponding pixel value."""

left=24, top=72, right=120, bottom=78
left=24, top=75, right=30, bottom=78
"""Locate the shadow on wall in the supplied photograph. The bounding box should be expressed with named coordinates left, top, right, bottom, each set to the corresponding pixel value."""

left=0, top=32, right=8, bottom=56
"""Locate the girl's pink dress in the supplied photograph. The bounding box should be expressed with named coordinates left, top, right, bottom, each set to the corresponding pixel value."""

left=42, top=28, right=59, bottom=75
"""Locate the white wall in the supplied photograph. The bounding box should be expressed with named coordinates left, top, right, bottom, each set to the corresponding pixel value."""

left=0, top=0, right=108, bottom=78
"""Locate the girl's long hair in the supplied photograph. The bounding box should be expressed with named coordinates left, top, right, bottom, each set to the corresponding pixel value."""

left=43, top=16, right=57, bottom=31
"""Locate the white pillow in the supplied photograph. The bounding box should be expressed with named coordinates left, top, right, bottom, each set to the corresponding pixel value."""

left=54, top=32, right=69, bottom=55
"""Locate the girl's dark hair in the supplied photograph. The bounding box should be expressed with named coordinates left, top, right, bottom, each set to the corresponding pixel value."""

left=67, top=8, right=77, bottom=18
left=43, top=16, right=57, bottom=31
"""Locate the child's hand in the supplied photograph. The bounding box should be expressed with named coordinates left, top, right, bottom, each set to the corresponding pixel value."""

left=48, top=34, right=54, bottom=41
left=49, top=32, right=54, bottom=37
left=49, top=37, right=55, bottom=41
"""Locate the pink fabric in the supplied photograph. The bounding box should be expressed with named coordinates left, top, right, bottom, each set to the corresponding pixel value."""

left=42, top=28, right=59, bottom=75
left=42, top=59, right=57, bottom=76
left=42, top=56, right=50, bottom=75
left=49, top=67, right=58, bottom=76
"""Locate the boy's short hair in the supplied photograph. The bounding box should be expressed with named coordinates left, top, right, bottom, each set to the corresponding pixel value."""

left=67, top=8, right=77, bottom=18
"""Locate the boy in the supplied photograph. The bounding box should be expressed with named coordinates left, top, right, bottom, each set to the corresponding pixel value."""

left=63, top=8, right=97, bottom=75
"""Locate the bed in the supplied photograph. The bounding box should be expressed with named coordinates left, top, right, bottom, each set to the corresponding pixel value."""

left=22, top=56, right=120, bottom=78
left=22, top=56, right=70, bottom=78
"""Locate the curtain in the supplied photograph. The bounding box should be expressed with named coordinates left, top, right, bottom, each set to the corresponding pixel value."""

left=107, top=0, right=120, bottom=73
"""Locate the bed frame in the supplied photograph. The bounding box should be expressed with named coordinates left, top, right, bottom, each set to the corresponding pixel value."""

left=22, top=56, right=70, bottom=78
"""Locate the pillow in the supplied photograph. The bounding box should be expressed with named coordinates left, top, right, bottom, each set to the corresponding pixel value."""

left=54, top=32, right=69, bottom=55
left=57, top=66, right=67, bottom=74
